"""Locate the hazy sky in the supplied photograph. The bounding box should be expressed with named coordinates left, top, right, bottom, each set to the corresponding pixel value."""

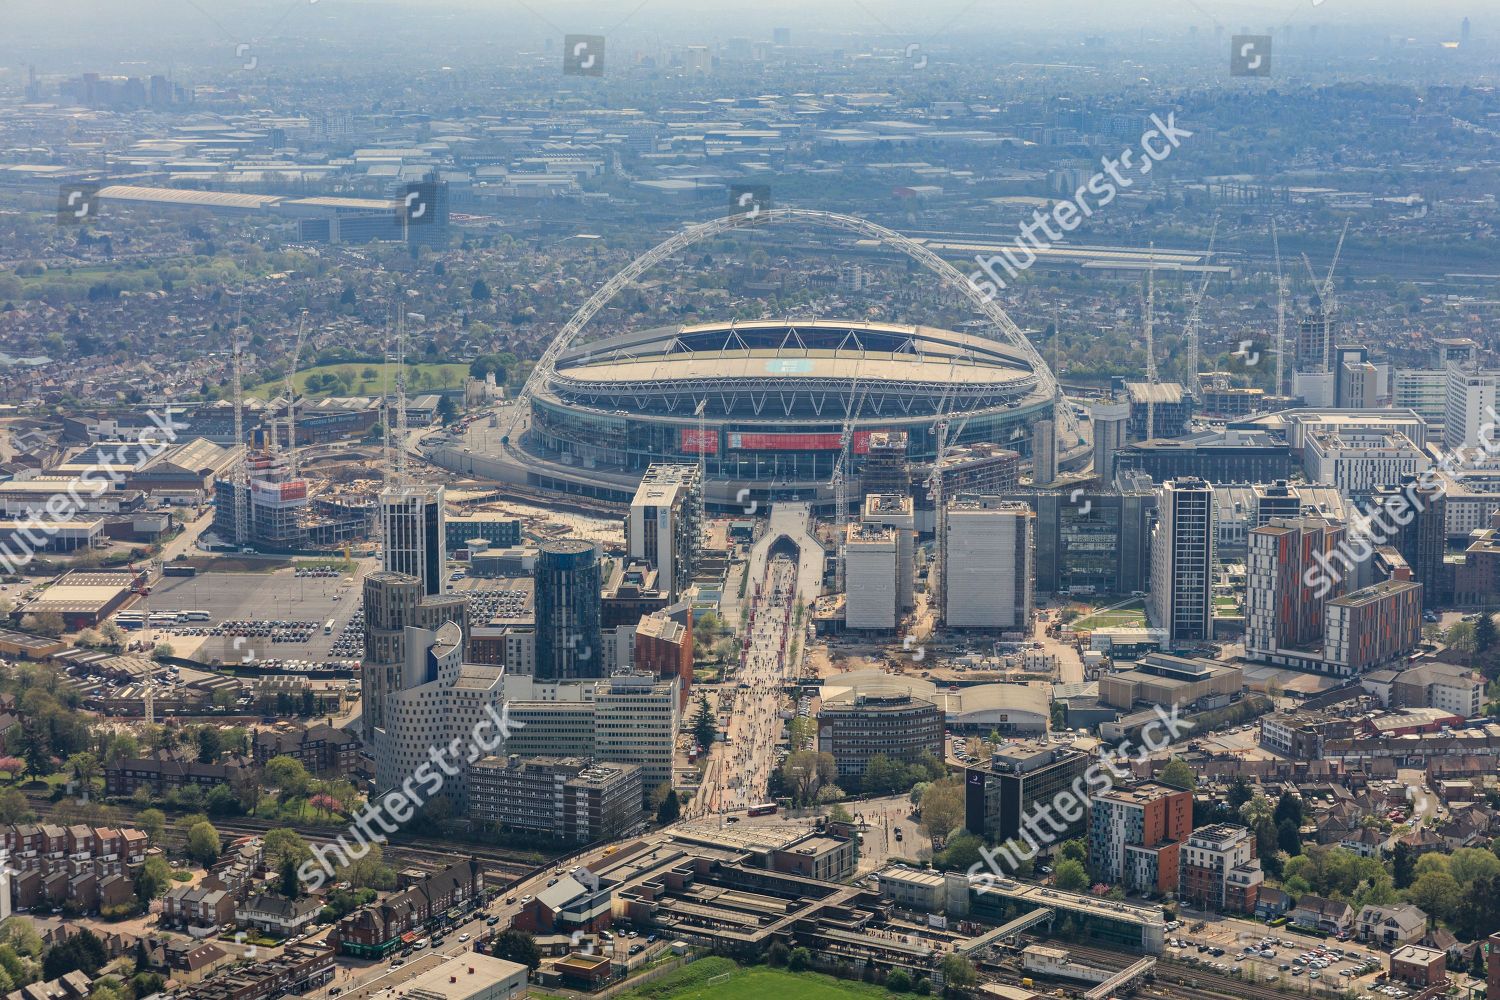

left=1, top=0, right=1486, bottom=77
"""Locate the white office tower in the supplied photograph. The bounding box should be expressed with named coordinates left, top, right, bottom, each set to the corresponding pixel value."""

left=1292, top=370, right=1337, bottom=408
left=1149, top=477, right=1216, bottom=648
left=380, top=485, right=447, bottom=596
left=626, top=464, right=703, bottom=601
left=373, top=622, right=504, bottom=811
left=1444, top=368, right=1500, bottom=452
left=942, top=497, right=1034, bottom=629
left=844, top=522, right=898, bottom=630
left=1032, top=418, right=1057, bottom=485
left=1090, top=399, right=1130, bottom=483
left=862, top=494, right=916, bottom=612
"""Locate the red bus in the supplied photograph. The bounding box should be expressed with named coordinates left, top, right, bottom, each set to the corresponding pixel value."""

left=748, top=802, right=778, bottom=817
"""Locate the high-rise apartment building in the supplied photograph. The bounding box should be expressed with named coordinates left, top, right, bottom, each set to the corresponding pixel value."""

left=942, top=497, right=1033, bottom=629
left=1149, top=477, right=1215, bottom=648
left=1245, top=515, right=1346, bottom=663
left=1088, top=781, right=1193, bottom=895
left=380, top=485, right=446, bottom=595
left=1179, top=824, right=1263, bottom=913
left=360, top=571, right=469, bottom=744
left=1324, top=579, right=1424, bottom=675
left=1032, top=419, right=1057, bottom=485
left=372, top=622, right=503, bottom=811
left=626, top=465, right=702, bottom=601
left=1371, top=476, right=1447, bottom=608
left=534, top=539, right=603, bottom=680
left=469, top=755, right=643, bottom=843
left=862, top=494, right=916, bottom=613
left=1444, top=368, right=1500, bottom=452
left=1091, top=398, right=1131, bottom=482
left=844, top=522, right=898, bottom=630
left=861, top=431, right=911, bottom=497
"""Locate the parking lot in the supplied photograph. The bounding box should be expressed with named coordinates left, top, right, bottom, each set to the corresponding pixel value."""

left=133, top=564, right=369, bottom=664
left=1169, top=914, right=1393, bottom=995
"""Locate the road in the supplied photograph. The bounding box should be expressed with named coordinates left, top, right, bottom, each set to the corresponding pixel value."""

left=688, top=555, right=800, bottom=819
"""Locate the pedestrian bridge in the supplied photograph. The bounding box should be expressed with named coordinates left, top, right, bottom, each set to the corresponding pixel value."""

left=1083, top=956, right=1155, bottom=999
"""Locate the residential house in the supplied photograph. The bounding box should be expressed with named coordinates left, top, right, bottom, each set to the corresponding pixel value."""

left=1356, top=903, right=1427, bottom=947
left=328, top=859, right=483, bottom=959
left=163, top=884, right=235, bottom=931
left=1289, top=894, right=1354, bottom=936
left=237, top=894, right=322, bottom=937
left=1255, top=887, right=1292, bottom=921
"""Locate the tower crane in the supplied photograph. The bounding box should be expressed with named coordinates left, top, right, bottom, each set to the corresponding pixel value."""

left=1142, top=246, right=1157, bottom=442
left=1301, top=218, right=1350, bottom=373
left=1182, top=217, right=1219, bottom=398
left=230, top=317, right=249, bottom=548
left=831, top=360, right=871, bottom=591
left=280, top=311, right=311, bottom=478
left=1271, top=219, right=1286, bottom=398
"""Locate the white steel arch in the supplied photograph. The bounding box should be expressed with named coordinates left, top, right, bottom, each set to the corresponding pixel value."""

left=503, top=208, right=1081, bottom=446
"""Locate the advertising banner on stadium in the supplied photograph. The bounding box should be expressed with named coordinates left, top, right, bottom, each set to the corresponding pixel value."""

left=679, top=428, right=718, bottom=454
left=725, top=431, right=878, bottom=452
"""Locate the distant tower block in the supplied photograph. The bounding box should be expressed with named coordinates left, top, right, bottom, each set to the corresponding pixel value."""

left=1032, top=418, right=1058, bottom=486
left=862, top=431, right=910, bottom=497
left=863, top=494, right=916, bottom=613
left=1090, top=399, right=1130, bottom=484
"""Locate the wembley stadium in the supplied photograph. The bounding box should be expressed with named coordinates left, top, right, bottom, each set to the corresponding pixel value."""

left=495, top=318, right=1055, bottom=504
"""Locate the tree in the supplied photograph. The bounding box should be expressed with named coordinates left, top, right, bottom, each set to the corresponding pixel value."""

left=1274, top=790, right=1304, bottom=829
left=280, top=856, right=301, bottom=899
left=919, top=777, right=966, bottom=847
left=150, top=642, right=175, bottom=661
left=938, top=955, right=976, bottom=994
left=780, top=751, right=836, bottom=806
left=689, top=693, right=716, bottom=751
left=195, top=727, right=223, bottom=764
left=489, top=930, right=540, bottom=970
left=1277, top=819, right=1303, bottom=856
left=0, top=788, right=31, bottom=825
left=1476, top=612, right=1497, bottom=656
left=1392, top=841, right=1416, bottom=890
left=42, top=928, right=107, bottom=979
left=134, top=855, right=173, bottom=902
left=887, top=969, right=912, bottom=992
left=436, top=394, right=458, bottom=425
left=264, top=756, right=312, bottom=802
left=1159, top=757, right=1197, bottom=791
left=656, top=789, right=680, bottom=824
left=766, top=942, right=789, bottom=967
left=137, top=809, right=166, bottom=847
left=787, top=948, right=812, bottom=972
left=263, top=828, right=312, bottom=865
left=1054, top=859, right=1088, bottom=892
left=471, top=279, right=491, bottom=301
left=185, top=821, right=221, bottom=865
left=1059, top=838, right=1087, bottom=865
left=65, top=753, right=100, bottom=800
left=21, top=612, right=63, bottom=637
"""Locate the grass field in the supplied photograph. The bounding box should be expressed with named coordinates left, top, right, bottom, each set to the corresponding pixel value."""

left=1069, top=598, right=1148, bottom=630
left=249, top=362, right=467, bottom=399
left=615, top=958, right=896, bottom=1000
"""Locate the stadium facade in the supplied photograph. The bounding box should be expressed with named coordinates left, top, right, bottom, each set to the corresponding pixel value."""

left=513, top=319, right=1053, bottom=506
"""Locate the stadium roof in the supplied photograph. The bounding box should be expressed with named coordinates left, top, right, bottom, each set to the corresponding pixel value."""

left=96, top=185, right=283, bottom=210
